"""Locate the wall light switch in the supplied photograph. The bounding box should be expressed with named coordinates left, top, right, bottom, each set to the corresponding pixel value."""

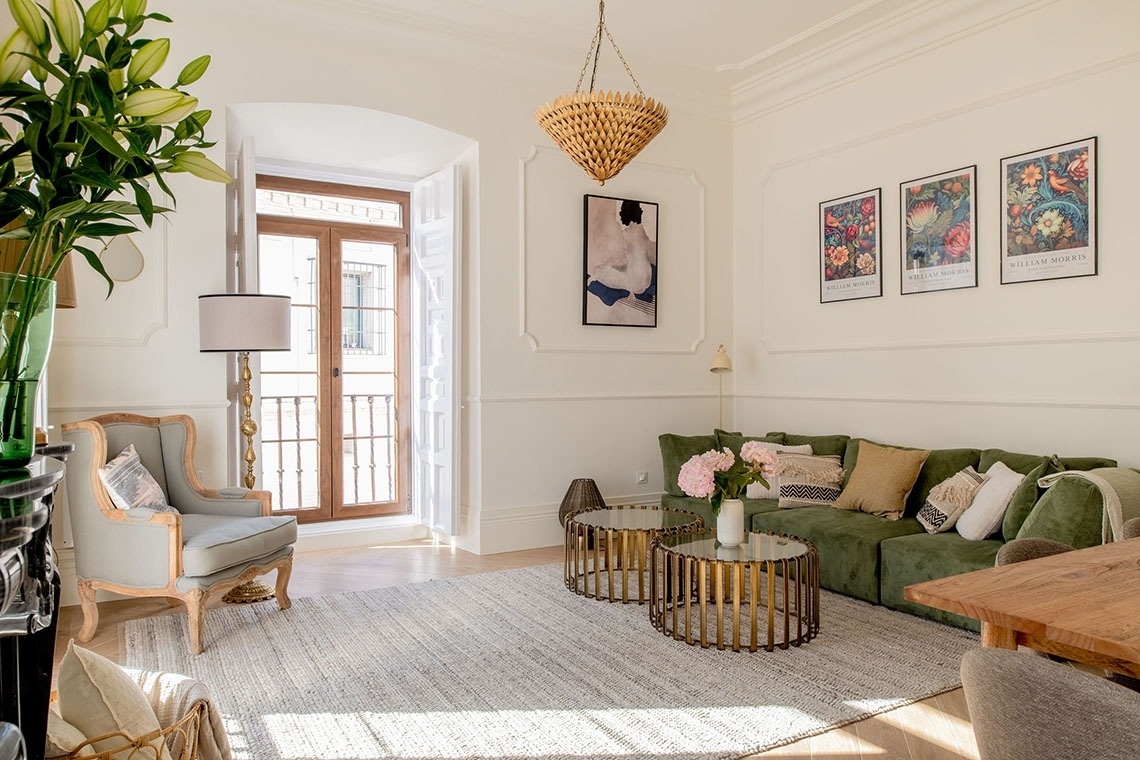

left=636, top=470, right=648, bottom=485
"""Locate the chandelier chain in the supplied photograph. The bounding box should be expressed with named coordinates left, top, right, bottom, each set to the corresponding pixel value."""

left=572, top=0, right=646, bottom=97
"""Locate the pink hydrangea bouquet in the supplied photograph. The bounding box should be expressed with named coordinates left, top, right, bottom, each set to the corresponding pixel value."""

left=677, top=442, right=777, bottom=515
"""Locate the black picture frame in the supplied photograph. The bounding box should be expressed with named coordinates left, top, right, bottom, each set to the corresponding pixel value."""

left=583, top=194, right=659, bottom=327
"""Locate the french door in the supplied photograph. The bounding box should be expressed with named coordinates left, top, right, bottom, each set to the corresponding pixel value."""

left=255, top=178, right=410, bottom=522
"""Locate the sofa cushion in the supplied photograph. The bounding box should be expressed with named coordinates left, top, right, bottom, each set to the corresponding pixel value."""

left=659, top=433, right=719, bottom=497
left=834, top=441, right=930, bottom=520
left=766, top=432, right=850, bottom=458
left=1001, top=460, right=1052, bottom=540
left=180, top=514, right=298, bottom=577
left=957, top=462, right=1023, bottom=540
left=751, top=506, right=924, bottom=603
left=776, top=453, right=843, bottom=508
left=745, top=442, right=812, bottom=498
left=917, top=466, right=988, bottom=534
left=979, top=448, right=1051, bottom=476
left=660, top=493, right=776, bottom=529
left=716, top=429, right=783, bottom=458
left=1017, top=477, right=1103, bottom=550
left=880, top=531, right=1002, bottom=631
left=1057, top=455, right=1118, bottom=471
left=843, top=439, right=981, bottom=517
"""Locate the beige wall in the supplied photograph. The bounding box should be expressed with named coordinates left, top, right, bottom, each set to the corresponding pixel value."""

left=40, top=0, right=735, bottom=561
left=731, top=0, right=1140, bottom=466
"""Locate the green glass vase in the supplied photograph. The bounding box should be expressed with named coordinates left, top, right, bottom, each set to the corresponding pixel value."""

left=0, top=274, right=55, bottom=469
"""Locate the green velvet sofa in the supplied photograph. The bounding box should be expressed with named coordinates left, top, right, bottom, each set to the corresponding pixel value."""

left=658, top=429, right=1116, bottom=631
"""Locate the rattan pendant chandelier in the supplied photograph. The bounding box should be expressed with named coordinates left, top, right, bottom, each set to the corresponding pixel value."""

left=535, top=0, right=668, bottom=185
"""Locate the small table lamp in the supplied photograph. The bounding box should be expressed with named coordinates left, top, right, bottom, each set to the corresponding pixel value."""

left=198, top=294, right=292, bottom=489
left=709, top=344, right=732, bottom=429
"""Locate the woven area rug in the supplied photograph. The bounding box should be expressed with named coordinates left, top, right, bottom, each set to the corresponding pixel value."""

left=123, top=564, right=977, bottom=760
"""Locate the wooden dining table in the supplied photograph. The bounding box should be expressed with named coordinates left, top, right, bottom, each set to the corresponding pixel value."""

left=904, top=538, right=1140, bottom=678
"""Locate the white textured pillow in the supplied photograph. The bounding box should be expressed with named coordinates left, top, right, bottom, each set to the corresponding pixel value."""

left=917, top=466, right=988, bottom=534
left=56, top=641, right=173, bottom=760
left=956, top=461, right=1024, bottom=540
left=98, top=443, right=176, bottom=513
left=745, top=442, right=813, bottom=498
left=46, top=707, right=87, bottom=758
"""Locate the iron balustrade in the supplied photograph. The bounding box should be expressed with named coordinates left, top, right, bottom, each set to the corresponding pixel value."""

left=259, top=393, right=397, bottom=512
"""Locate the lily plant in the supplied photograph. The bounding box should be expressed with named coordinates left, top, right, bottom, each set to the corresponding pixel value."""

left=0, top=0, right=230, bottom=462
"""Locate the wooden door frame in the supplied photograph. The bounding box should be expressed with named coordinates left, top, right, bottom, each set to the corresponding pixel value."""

left=255, top=178, right=411, bottom=524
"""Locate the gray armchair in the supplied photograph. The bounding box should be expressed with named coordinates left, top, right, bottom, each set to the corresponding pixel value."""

left=961, top=648, right=1140, bottom=759
left=61, top=413, right=297, bottom=654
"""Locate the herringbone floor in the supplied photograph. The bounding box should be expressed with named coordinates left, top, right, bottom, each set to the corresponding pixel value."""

left=54, top=540, right=980, bottom=759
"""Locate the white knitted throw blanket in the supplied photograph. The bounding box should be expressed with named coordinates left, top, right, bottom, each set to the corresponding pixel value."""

left=1037, top=467, right=1140, bottom=543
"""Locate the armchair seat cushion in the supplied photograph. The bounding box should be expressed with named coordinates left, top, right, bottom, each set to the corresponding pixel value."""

left=181, top=514, right=297, bottom=578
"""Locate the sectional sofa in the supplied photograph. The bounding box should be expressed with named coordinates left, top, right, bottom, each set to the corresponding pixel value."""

left=659, top=429, right=1116, bottom=630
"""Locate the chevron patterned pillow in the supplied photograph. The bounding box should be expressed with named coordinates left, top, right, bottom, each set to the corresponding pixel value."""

left=918, top=466, right=988, bottom=534
left=776, top=453, right=844, bottom=509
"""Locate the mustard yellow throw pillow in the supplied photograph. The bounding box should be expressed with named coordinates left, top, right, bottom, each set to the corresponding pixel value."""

left=833, top=441, right=931, bottom=520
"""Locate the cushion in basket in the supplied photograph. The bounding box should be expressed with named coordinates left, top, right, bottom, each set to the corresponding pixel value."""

left=833, top=441, right=930, bottom=520
left=776, top=453, right=844, bottom=509
left=917, top=466, right=988, bottom=534
left=745, top=442, right=813, bottom=498
left=46, top=708, right=87, bottom=759
left=56, top=641, right=173, bottom=760
left=98, top=443, right=177, bottom=513
left=180, top=514, right=298, bottom=577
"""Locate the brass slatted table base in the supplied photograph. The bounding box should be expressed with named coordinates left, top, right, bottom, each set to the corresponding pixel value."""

left=651, top=530, right=820, bottom=652
left=564, top=504, right=702, bottom=604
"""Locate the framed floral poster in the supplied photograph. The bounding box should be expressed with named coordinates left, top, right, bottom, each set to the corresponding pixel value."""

left=900, top=166, right=977, bottom=295
left=1000, top=136, right=1096, bottom=284
left=820, top=188, right=881, bottom=303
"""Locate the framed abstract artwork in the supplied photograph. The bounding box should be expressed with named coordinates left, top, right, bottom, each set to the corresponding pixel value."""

left=583, top=194, right=659, bottom=327
left=820, top=188, right=881, bottom=303
left=900, top=165, right=977, bottom=295
left=1000, top=136, right=1096, bottom=284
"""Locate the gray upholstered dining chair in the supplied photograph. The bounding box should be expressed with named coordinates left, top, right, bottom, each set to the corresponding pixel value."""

left=961, top=648, right=1140, bottom=759
left=61, top=413, right=297, bottom=654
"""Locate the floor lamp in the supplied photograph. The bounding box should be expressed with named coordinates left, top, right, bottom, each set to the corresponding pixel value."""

left=709, top=344, right=732, bottom=429
left=199, top=293, right=292, bottom=603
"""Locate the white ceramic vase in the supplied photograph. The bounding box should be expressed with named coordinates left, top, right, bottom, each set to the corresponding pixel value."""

left=716, top=498, right=745, bottom=547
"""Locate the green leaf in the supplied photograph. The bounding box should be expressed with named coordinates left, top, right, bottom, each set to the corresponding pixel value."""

left=74, top=243, right=114, bottom=297
left=78, top=221, right=137, bottom=237
left=129, top=178, right=152, bottom=225
left=78, top=118, right=130, bottom=160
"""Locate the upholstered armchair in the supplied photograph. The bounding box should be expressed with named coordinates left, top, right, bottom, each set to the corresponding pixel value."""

left=61, top=413, right=297, bottom=654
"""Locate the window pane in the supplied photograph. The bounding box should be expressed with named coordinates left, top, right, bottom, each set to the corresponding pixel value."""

left=256, top=188, right=401, bottom=227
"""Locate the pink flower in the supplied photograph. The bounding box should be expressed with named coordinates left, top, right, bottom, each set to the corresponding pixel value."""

left=943, top=222, right=971, bottom=260
left=701, top=447, right=734, bottom=472
left=677, top=455, right=715, bottom=499
left=740, top=441, right=777, bottom=473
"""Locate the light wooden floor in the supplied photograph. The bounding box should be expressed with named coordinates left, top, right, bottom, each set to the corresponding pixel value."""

left=54, top=540, right=980, bottom=760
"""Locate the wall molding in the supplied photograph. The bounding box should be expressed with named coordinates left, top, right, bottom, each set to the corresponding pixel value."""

left=738, top=392, right=1140, bottom=412
left=474, top=492, right=660, bottom=555
left=731, top=0, right=1061, bottom=125
left=472, top=392, right=712, bottom=405
left=55, top=216, right=171, bottom=347
left=518, top=146, right=707, bottom=355
left=50, top=399, right=229, bottom=413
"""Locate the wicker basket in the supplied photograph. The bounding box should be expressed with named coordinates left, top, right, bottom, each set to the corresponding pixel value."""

left=63, top=703, right=203, bottom=760
left=535, top=89, right=668, bottom=185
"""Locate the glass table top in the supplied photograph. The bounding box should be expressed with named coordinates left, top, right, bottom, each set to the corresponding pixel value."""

left=571, top=505, right=701, bottom=531
left=658, top=530, right=811, bottom=562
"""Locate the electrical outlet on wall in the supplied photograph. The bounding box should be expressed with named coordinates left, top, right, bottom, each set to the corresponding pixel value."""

left=636, top=470, right=648, bottom=485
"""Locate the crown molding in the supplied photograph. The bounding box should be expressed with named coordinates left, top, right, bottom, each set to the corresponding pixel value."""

left=731, top=0, right=1061, bottom=125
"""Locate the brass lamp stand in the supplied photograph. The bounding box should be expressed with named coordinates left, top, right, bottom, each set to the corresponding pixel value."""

left=198, top=293, right=293, bottom=604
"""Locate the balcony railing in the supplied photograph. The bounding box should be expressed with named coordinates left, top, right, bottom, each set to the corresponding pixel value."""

left=259, top=393, right=397, bottom=511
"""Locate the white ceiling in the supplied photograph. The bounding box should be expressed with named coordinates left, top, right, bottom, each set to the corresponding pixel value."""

left=307, top=0, right=921, bottom=90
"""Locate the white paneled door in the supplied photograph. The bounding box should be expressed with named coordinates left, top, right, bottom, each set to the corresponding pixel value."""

left=411, top=165, right=461, bottom=536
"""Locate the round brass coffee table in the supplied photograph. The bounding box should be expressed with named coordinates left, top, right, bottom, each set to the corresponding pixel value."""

left=564, top=504, right=702, bottom=604
left=651, top=530, right=819, bottom=652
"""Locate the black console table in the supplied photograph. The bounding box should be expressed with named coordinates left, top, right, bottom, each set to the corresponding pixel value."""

left=0, top=446, right=71, bottom=760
